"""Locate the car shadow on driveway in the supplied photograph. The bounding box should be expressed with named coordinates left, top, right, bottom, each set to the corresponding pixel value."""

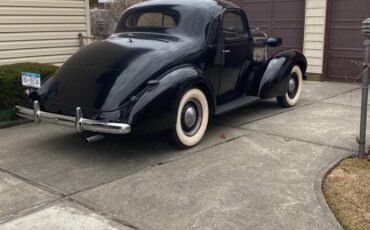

left=0, top=123, right=250, bottom=195
left=212, top=99, right=312, bottom=127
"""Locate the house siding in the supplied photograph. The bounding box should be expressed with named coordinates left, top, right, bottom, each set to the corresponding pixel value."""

left=0, top=0, right=90, bottom=66
left=303, top=0, right=327, bottom=75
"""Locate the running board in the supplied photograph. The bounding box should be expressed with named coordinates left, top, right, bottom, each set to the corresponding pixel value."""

left=215, top=96, right=260, bottom=115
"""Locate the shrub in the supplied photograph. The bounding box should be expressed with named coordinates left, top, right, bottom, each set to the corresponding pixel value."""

left=0, top=62, right=58, bottom=112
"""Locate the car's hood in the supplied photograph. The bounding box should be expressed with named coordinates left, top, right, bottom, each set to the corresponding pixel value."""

left=38, top=34, right=200, bottom=114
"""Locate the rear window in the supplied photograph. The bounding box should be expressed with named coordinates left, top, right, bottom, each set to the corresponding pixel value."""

left=124, top=11, right=180, bottom=29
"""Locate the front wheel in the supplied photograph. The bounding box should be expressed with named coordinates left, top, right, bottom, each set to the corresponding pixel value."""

left=277, top=65, right=303, bottom=107
left=169, top=88, right=209, bottom=149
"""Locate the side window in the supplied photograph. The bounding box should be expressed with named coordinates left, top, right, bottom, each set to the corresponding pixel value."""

left=223, top=12, right=246, bottom=41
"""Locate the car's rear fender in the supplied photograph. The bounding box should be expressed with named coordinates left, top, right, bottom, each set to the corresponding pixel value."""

left=128, top=65, right=216, bottom=134
left=258, top=50, right=307, bottom=99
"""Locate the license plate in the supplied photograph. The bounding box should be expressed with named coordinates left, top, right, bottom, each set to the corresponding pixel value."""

left=21, top=72, right=41, bottom=88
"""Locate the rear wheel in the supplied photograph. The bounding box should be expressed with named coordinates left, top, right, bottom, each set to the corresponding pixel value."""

left=277, top=65, right=303, bottom=107
left=169, top=88, right=209, bottom=149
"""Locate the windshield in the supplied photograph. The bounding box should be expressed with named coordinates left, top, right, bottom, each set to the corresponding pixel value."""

left=116, top=10, right=180, bottom=33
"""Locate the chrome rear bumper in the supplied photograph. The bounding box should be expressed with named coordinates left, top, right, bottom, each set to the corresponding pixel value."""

left=15, top=101, right=131, bottom=135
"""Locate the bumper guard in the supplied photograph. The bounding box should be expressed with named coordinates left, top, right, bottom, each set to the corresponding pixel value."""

left=15, top=101, right=131, bottom=135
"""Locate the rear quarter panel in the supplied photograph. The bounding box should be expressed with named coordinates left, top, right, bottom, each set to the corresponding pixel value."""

left=128, top=66, right=216, bottom=134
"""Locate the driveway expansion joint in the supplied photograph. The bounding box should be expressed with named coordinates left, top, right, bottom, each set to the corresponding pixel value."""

left=0, top=167, right=63, bottom=197
left=246, top=128, right=357, bottom=152
left=65, top=197, right=141, bottom=230
left=212, top=122, right=358, bottom=154
left=212, top=84, right=361, bottom=128
left=0, top=197, right=63, bottom=223
left=317, top=85, right=361, bottom=101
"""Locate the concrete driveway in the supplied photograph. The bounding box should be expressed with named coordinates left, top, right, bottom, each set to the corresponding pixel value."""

left=0, top=81, right=365, bottom=230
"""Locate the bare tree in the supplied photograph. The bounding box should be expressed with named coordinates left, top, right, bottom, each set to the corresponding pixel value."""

left=90, top=0, right=146, bottom=36
left=89, top=0, right=99, bottom=8
left=108, top=0, right=146, bottom=23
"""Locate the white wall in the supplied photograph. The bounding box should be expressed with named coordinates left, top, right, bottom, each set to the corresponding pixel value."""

left=303, top=0, right=327, bottom=75
left=0, top=0, right=90, bottom=66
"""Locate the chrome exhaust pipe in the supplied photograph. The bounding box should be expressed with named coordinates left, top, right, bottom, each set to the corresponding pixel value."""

left=85, top=134, right=105, bottom=143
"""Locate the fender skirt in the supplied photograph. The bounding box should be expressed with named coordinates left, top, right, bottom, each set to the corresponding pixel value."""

left=258, top=50, right=307, bottom=99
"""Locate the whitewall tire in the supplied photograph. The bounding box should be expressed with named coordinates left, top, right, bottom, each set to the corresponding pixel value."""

left=277, top=65, right=303, bottom=107
left=169, top=88, right=209, bottom=149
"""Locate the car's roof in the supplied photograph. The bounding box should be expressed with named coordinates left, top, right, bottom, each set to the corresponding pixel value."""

left=120, top=0, right=244, bottom=40
left=130, top=0, right=241, bottom=12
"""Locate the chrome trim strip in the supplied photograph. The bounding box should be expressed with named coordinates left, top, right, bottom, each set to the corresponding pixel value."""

left=14, top=101, right=131, bottom=135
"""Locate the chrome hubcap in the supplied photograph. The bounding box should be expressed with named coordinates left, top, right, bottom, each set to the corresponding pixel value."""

left=184, top=106, right=197, bottom=128
left=289, top=78, right=296, bottom=93
left=181, top=99, right=202, bottom=136
left=287, top=73, right=299, bottom=99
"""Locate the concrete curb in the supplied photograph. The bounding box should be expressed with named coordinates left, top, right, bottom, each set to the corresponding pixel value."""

left=0, top=119, right=31, bottom=129
left=313, top=152, right=352, bottom=230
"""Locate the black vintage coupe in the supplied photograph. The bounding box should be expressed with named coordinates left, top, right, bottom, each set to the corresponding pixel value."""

left=16, top=0, right=307, bottom=148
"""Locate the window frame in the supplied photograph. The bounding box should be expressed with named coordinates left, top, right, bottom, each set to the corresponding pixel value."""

left=221, top=10, right=250, bottom=43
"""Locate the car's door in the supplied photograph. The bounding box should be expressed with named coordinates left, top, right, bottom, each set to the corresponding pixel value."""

left=218, top=10, right=253, bottom=103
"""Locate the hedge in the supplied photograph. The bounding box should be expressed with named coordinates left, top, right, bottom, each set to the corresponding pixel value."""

left=0, top=63, right=58, bottom=121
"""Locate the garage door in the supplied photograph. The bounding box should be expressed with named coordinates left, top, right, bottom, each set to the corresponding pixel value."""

left=232, top=0, right=305, bottom=57
left=325, top=0, right=370, bottom=81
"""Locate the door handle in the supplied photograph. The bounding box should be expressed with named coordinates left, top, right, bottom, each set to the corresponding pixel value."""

left=222, top=49, right=231, bottom=54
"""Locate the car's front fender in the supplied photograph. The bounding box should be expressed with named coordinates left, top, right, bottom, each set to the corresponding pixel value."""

left=258, top=49, right=307, bottom=99
left=128, top=65, right=216, bottom=134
